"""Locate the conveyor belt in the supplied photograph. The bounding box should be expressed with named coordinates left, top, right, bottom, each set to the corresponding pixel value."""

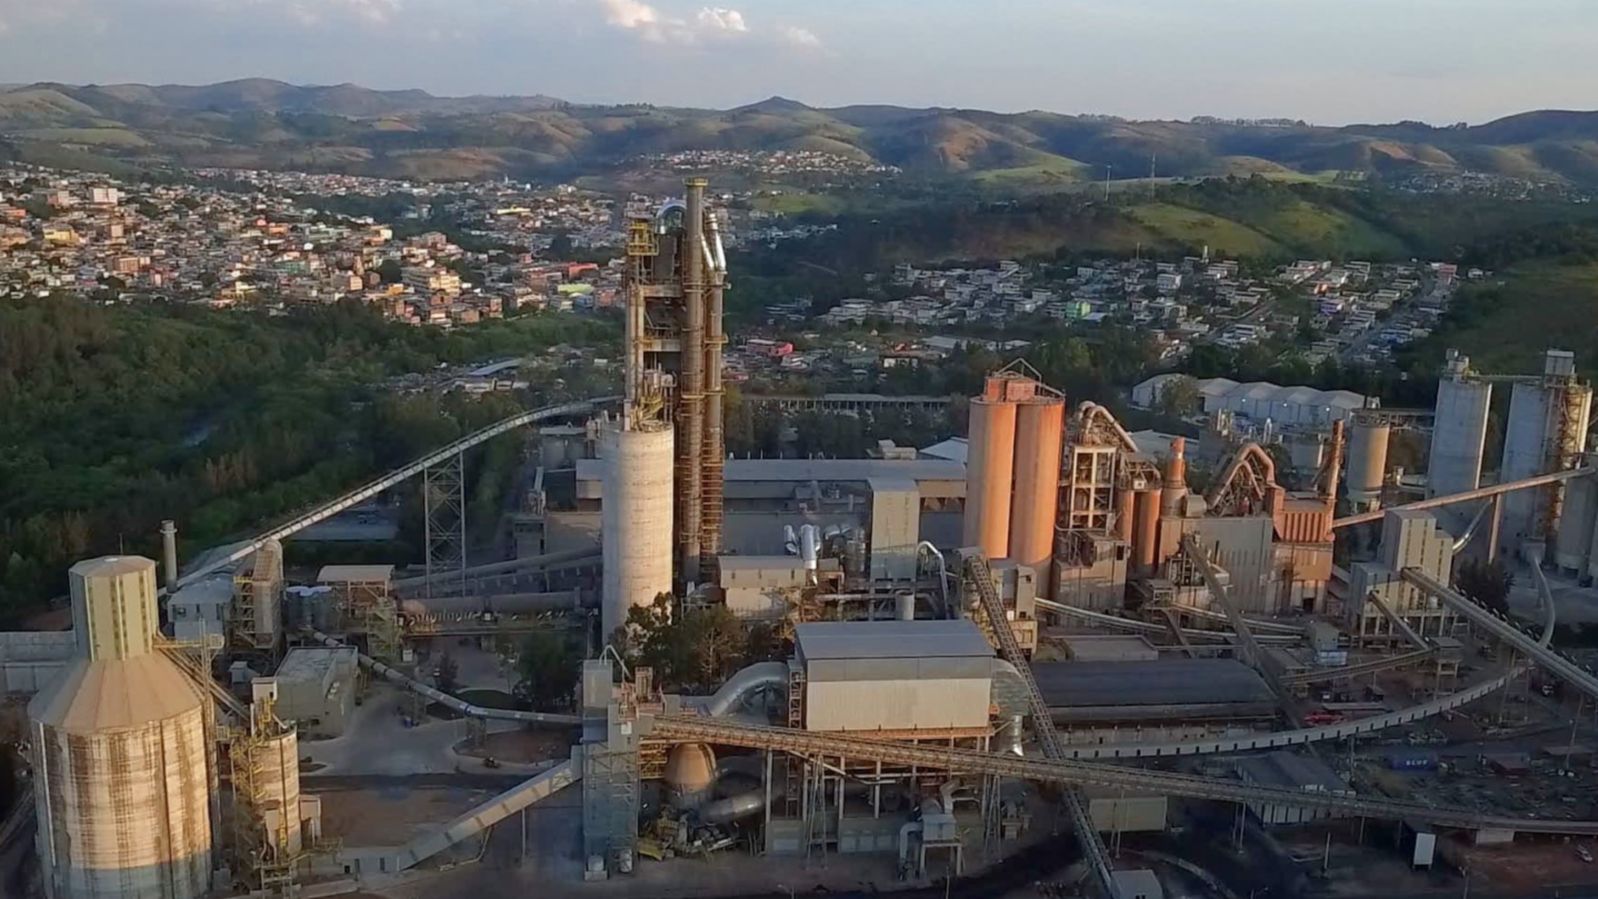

left=174, top=397, right=617, bottom=589
left=965, top=554, right=1119, bottom=898
left=1034, top=599, right=1300, bottom=645
left=647, top=714, right=1598, bottom=836
left=1278, top=648, right=1435, bottom=686
left=1403, top=568, right=1598, bottom=702
left=1333, top=468, right=1596, bottom=529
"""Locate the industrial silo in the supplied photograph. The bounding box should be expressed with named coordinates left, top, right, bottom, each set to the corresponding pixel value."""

left=963, top=388, right=1019, bottom=560
left=1346, top=412, right=1391, bottom=510
left=29, top=556, right=213, bottom=899
left=601, top=421, right=675, bottom=639
left=1427, top=350, right=1491, bottom=499
left=1008, top=397, right=1066, bottom=575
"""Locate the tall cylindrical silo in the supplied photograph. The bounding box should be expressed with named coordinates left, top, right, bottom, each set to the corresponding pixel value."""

left=245, top=729, right=303, bottom=858
left=1008, top=397, right=1065, bottom=574
left=1556, top=473, right=1598, bottom=573
left=30, top=556, right=213, bottom=899
left=1346, top=417, right=1391, bottom=509
left=963, top=396, right=1018, bottom=559
left=1428, top=355, right=1491, bottom=499
left=601, top=423, right=675, bottom=640
left=1133, top=487, right=1163, bottom=574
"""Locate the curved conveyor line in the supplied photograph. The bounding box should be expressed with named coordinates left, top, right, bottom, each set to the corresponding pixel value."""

left=175, top=396, right=618, bottom=589
left=310, top=630, right=581, bottom=726
left=1035, top=599, right=1300, bottom=645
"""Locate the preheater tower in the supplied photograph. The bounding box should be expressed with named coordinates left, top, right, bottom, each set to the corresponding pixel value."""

left=622, top=178, right=729, bottom=590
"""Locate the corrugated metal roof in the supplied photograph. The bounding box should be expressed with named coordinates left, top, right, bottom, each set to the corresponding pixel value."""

left=69, top=555, right=152, bottom=579
left=796, top=619, right=992, bottom=661
left=28, top=655, right=205, bottom=732
left=1033, top=659, right=1274, bottom=708
left=919, top=437, right=968, bottom=464
left=317, top=564, right=395, bottom=583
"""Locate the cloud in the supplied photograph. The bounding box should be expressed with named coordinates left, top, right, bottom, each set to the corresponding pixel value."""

left=696, top=7, right=747, bottom=34
left=595, top=0, right=810, bottom=48
left=781, top=25, right=820, bottom=48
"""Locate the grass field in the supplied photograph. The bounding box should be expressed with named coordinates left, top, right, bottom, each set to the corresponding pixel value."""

left=1128, top=202, right=1287, bottom=257
left=1412, top=263, right=1598, bottom=374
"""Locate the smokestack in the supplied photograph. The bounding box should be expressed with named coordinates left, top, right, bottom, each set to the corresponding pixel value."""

left=160, top=520, right=178, bottom=589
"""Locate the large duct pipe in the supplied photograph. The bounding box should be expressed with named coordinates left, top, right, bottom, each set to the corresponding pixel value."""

left=701, top=207, right=727, bottom=566
left=704, top=661, right=788, bottom=718
left=160, top=520, right=179, bottom=589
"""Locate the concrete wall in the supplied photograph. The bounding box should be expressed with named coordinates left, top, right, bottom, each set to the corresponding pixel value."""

left=0, top=631, right=74, bottom=695
left=1501, top=382, right=1552, bottom=552
left=805, top=674, right=990, bottom=732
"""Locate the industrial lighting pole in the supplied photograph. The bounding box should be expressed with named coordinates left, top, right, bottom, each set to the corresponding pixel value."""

left=1566, top=694, right=1586, bottom=772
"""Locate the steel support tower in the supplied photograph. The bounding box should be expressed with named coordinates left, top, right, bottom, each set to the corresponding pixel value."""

left=424, top=451, right=467, bottom=601
left=623, top=178, right=728, bottom=590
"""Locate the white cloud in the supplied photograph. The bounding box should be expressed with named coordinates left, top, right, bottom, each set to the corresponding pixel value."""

left=595, top=0, right=811, bottom=48
left=695, top=7, right=746, bottom=34
left=781, top=25, right=820, bottom=48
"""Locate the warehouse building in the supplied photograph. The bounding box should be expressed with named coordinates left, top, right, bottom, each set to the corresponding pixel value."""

left=274, top=646, right=359, bottom=738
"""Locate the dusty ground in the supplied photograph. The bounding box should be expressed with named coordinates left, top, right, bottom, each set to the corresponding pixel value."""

left=1447, top=836, right=1598, bottom=894
left=315, top=782, right=500, bottom=846
left=456, top=726, right=578, bottom=764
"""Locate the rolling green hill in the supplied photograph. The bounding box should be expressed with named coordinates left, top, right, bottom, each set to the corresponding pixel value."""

left=3, top=80, right=1598, bottom=184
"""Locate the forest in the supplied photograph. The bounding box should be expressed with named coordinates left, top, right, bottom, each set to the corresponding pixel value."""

left=0, top=293, right=616, bottom=623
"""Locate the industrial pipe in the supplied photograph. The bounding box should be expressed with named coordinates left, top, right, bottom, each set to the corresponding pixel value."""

left=160, top=520, right=179, bottom=589
left=703, top=661, right=788, bottom=718
left=1451, top=500, right=1494, bottom=553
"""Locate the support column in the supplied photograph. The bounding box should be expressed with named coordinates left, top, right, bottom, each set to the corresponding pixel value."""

left=424, top=452, right=467, bottom=601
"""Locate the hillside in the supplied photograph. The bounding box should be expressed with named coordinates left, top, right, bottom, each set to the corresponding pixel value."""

left=2, top=79, right=1598, bottom=184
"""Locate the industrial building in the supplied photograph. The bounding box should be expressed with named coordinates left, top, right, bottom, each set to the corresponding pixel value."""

left=272, top=646, right=359, bottom=738
left=1132, top=374, right=1371, bottom=426
left=12, top=178, right=1598, bottom=899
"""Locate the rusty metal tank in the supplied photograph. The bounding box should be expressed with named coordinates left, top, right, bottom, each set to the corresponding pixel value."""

left=1008, top=398, right=1066, bottom=574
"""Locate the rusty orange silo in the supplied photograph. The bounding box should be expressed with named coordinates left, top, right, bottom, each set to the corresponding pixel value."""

left=964, top=394, right=1019, bottom=559
left=1133, top=486, right=1163, bottom=573
left=1113, top=486, right=1135, bottom=543
left=1009, top=397, right=1066, bottom=574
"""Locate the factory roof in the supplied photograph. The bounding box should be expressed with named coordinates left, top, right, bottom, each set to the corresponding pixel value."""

left=276, top=645, right=358, bottom=683
left=1032, top=659, right=1275, bottom=709
left=795, top=619, right=992, bottom=661
left=70, top=555, right=155, bottom=580
left=1236, top=751, right=1352, bottom=794
left=717, top=555, right=807, bottom=572
left=29, top=655, right=206, bottom=732
left=1059, top=634, right=1160, bottom=662
left=316, top=564, right=395, bottom=584
left=918, top=437, right=969, bottom=464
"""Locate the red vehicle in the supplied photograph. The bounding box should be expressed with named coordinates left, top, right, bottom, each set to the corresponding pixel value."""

left=1303, top=711, right=1346, bottom=726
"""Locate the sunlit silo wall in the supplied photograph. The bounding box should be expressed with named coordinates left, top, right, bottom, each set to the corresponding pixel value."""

left=601, top=422, right=675, bottom=639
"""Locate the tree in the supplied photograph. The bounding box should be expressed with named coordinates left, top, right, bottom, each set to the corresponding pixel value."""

left=515, top=629, right=581, bottom=711
left=1457, top=558, right=1513, bottom=616
left=432, top=651, right=460, bottom=695
left=1155, top=375, right=1202, bottom=418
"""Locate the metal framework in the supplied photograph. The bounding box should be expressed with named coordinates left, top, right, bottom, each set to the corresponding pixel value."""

left=1332, top=466, right=1597, bottom=530
left=423, top=452, right=467, bottom=601
left=646, top=713, right=1598, bottom=836
left=964, top=554, right=1118, bottom=899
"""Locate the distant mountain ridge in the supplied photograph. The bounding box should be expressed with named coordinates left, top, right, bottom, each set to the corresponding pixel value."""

left=2, top=78, right=1597, bottom=184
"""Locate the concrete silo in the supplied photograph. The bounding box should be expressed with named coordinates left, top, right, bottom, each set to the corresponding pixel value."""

left=601, top=420, right=676, bottom=639
left=1008, top=396, right=1066, bottom=575
left=29, top=555, right=213, bottom=899
left=1427, top=350, right=1491, bottom=499
left=963, top=390, right=1019, bottom=560
left=1346, top=411, right=1391, bottom=511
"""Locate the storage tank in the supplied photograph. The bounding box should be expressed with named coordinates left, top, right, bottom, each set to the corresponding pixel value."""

left=1427, top=350, right=1491, bottom=499
left=963, top=396, right=1018, bottom=559
left=601, top=422, right=675, bottom=639
left=245, top=729, right=303, bottom=858
left=1132, top=488, right=1162, bottom=574
left=664, top=743, right=717, bottom=808
left=1347, top=415, right=1391, bottom=509
left=29, top=556, right=213, bottom=899
left=1008, top=397, right=1066, bottom=574
left=1501, top=380, right=1554, bottom=550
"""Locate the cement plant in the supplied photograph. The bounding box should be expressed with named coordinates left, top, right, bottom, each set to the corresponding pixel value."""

left=9, top=178, right=1598, bottom=899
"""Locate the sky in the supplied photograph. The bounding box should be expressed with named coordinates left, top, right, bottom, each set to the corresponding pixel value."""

left=0, top=0, right=1594, bottom=124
